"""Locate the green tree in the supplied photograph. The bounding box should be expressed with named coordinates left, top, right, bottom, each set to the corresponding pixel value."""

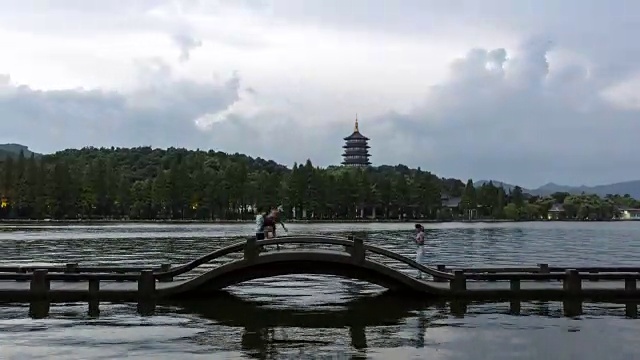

left=460, top=179, right=477, bottom=218
left=511, top=186, right=525, bottom=208
left=503, top=203, right=518, bottom=220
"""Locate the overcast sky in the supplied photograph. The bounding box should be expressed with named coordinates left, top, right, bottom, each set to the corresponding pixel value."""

left=2, top=0, right=640, bottom=188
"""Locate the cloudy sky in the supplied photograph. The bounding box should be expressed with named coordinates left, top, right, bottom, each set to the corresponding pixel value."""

left=1, top=0, right=640, bottom=188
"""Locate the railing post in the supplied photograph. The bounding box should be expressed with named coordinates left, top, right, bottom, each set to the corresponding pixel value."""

left=137, top=270, right=155, bottom=303
left=588, top=270, right=599, bottom=282
left=30, top=269, right=49, bottom=301
left=88, top=279, right=100, bottom=317
left=509, top=279, right=521, bottom=314
left=244, top=236, right=259, bottom=261
left=345, top=235, right=354, bottom=254
left=434, top=265, right=447, bottom=282
left=17, top=266, right=27, bottom=282
left=450, top=270, right=466, bottom=292
left=89, top=279, right=100, bottom=300
left=65, top=263, right=79, bottom=282
left=351, top=236, right=365, bottom=263
left=538, top=263, right=549, bottom=281
left=625, top=278, right=638, bottom=318
left=625, top=278, right=637, bottom=292
left=159, top=264, right=172, bottom=282
left=563, top=269, right=581, bottom=295
left=65, top=263, right=78, bottom=273
left=510, top=278, right=521, bottom=292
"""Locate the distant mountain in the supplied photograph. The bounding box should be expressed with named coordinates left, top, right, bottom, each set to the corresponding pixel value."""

left=536, top=180, right=640, bottom=199
left=0, top=144, right=40, bottom=159
left=476, top=179, right=640, bottom=199
left=534, top=182, right=591, bottom=195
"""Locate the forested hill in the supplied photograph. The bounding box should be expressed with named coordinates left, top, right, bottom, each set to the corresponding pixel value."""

left=1, top=146, right=635, bottom=221
left=0, top=146, right=465, bottom=220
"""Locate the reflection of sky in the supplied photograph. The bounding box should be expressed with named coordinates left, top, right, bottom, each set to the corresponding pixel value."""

left=362, top=305, right=640, bottom=360
left=403, top=314, right=640, bottom=360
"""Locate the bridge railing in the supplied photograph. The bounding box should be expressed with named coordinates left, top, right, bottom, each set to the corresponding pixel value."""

left=238, top=234, right=456, bottom=281
left=1, top=261, right=638, bottom=276
left=0, top=234, right=454, bottom=282
left=445, top=264, right=640, bottom=274
left=247, top=236, right=640, bottom=285
left=0, top=265, right=163, bottom=274
left=0, top=234, right=640, bottom=313
left=1, top=234, right=640, bottom=286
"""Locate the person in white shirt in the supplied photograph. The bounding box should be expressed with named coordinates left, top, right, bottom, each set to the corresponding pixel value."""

left=255, top=207, right=266, bottom=240
left=414, top=224, right=425, bottom=279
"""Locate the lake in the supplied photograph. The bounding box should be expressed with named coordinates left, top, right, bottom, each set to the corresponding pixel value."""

left=0, top=221, right=639, bottom=359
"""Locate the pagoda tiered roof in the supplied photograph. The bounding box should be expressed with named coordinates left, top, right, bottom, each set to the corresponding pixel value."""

left=341, top=115, right=371, bottom=167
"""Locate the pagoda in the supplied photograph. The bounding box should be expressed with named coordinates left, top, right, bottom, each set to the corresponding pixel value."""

left=341, top=115, right=371, bottom=167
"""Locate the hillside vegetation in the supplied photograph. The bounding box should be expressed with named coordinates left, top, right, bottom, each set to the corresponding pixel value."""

left=0, top=146, right=637, bottom=221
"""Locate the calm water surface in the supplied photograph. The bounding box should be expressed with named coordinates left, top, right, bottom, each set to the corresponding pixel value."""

left=0, top=221, right=639, bottom=359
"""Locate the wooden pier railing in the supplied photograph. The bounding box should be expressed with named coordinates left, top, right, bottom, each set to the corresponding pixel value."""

left=0, top=234, right=637, bottom=319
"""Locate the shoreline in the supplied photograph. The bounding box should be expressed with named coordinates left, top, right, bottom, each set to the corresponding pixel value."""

left=0, top=218, right=638, bottom=225
left=0, top=219, right=514, bottom=225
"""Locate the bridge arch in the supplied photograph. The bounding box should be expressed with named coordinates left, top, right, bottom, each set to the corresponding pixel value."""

left=156, top=234, right=453, bottom=281
left=160, top=247, right=447, bottom=298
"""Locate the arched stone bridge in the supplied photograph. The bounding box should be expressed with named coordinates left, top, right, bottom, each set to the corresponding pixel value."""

left=161, top=234, right=452, bottom=298
left=1, top=234, right=639, bottom=305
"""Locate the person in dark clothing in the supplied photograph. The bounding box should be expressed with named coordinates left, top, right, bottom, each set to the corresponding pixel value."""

left=263, top=206, right=287, bottom=250
left=266, top=206, right=288, bottom=237
left=263, top=214, right=276, bottom=238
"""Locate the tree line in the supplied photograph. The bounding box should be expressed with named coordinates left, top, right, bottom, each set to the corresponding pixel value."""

left=0, top=147, right=638, bottom=221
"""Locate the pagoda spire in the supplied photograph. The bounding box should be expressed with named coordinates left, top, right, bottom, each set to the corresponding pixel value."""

left=354, top=113, right=359, bottom=132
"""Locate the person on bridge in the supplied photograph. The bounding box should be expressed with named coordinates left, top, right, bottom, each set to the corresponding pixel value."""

left=415, top=224, right=426, bottom=279
left=262, top=206, right=288, bottom=250
left=264, top=206, right=288, bottom=237
left=255, top=206, right=267, bottom=241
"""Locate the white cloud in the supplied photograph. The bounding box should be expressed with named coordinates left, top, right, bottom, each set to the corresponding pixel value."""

left=2, top=0, right=640, bottom=187
left=0, top=59, right=241, bottom=151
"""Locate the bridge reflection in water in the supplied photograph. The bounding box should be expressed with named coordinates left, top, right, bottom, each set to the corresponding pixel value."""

left=165, top=292, right=432, bottom=358
left=44, top=292, right=629, bottom=359
left=172, top=292, right=636, bottom=359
